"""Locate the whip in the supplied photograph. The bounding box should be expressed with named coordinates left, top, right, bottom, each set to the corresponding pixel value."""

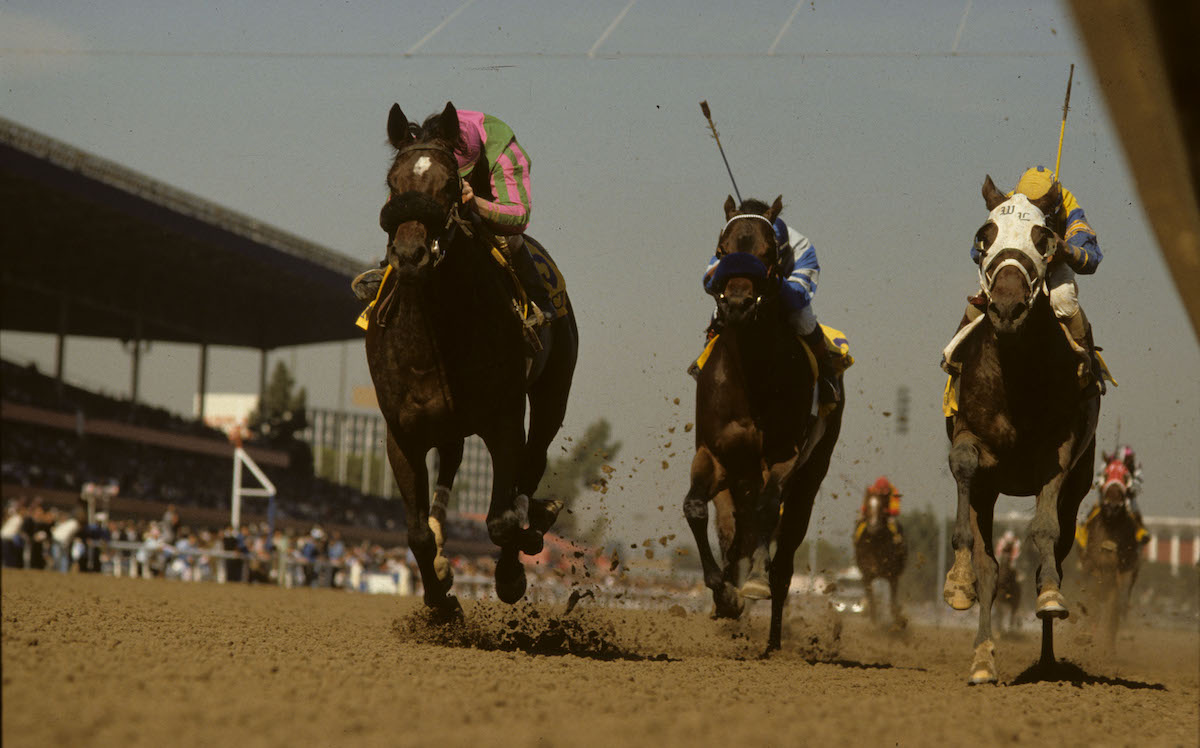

left=1053, top=64, right=1074, bottom=180
left=699, top=100, right=742, bottom=203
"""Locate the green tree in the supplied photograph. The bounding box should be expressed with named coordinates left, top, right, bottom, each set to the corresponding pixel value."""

left=249, top=361, right=308, bottom=446
left=539, top=419, right=622, bottom=545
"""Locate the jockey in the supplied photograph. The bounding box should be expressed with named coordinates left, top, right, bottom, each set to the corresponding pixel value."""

left=693, top=212, right=841, bottom=404
left=1095, top=445, right=1150, bottom=544
left=858, top=476, right=902, bottom=543
left=996, top=529, right=1021, bottom=565
left=950, top=166, right=1104, bottom=393
left=352, top=109, right=553, bottom=326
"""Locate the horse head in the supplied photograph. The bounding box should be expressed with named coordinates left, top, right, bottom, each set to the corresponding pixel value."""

left=975, top=176, right=1065, bottom=335
left=1099, top=457, right=1130, bottom=519
left=379, top=101, right=465, bottom=281
left=711, top=195, right=784, bottom=325
left=864, top=492, right=884, bottom=531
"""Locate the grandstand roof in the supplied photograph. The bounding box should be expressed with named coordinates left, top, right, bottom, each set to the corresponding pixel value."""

left=0, top=116, right=364, bottom=349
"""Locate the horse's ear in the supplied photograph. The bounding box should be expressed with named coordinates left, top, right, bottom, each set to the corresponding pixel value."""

left=982, top=175, right=1007, bottom=210
left=437, top=101, right=459, bottom=143
left=767, top=195, right=784, bottom=223
left=723, top=195, right=737, bottom=220
left=387, top=104, right=412, bottom=148
left=1029, top=180, right=1062, bottom=216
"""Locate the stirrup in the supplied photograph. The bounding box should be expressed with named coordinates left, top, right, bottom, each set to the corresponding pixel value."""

left=351, top=268, right=385, bottom=302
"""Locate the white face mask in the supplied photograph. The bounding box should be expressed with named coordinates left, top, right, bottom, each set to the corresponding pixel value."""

left=977, top=193, right=1049, bottom=299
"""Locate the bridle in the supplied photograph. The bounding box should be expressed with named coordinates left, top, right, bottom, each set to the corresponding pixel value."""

left=713, top=212, right=778, bottom=306
left=976, top=196, right=1052, bottom=303
left=385, top=141, right=472, bottom=268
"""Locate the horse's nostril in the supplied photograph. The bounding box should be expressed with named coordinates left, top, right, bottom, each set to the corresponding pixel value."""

left=1012, top=302, right=1027, bottom=319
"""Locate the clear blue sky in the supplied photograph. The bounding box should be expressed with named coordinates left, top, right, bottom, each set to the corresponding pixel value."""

left=2, top=1, right=1196, bottom=549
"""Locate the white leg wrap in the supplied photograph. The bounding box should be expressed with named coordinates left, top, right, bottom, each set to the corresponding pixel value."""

left=514, top=493, right=530, bottom=528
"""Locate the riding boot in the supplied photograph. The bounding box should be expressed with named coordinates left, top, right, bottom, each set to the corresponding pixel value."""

left=351, top=263, right=387, bottom=302
left=800, top=327, right=842, bottom=405
left=887, top=517, right=903, bottom=544
left=1130, top=509, right=1150, bottom=545
left=1060, top=306, right=1103, bottom=396
left=504, top=236, right=552, bottom=327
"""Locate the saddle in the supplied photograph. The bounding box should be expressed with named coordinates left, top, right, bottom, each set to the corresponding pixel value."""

left=693, top=324, right=854, bottom=380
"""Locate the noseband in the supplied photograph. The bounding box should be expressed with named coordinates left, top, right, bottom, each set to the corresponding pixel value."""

left=385, top=141, right=470, bottom=268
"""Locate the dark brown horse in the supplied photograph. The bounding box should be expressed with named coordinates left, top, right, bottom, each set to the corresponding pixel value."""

left=683, top=195, right=845, bottom=655
left=364, top=102, right=578, bottom=617
left=853, top=490, right=907, bottom=628
left=942, top=177, right=1100, bottom=684
left=995, top=546, right=1022, bottom=635
left=1080, top=454, right=1142, bottom=649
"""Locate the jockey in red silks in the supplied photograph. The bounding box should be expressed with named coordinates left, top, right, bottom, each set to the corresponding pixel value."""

left=353, top=109, right=553, bottom=325
left=857, top=476, right=902, bottom=544
left=1092, top=445, right=1150, bottom=544
left=996, top=529, right=1021, bottom=565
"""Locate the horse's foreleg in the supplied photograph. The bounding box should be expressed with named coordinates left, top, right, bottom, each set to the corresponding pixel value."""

left=742, top=457, right=798, bottom=601
left=427, top=440, right=464, bottom=587
left=968, top=502, right=1000, bottom=684
left=387, top=432, right=457, bottom=616
left=889, top=574, right=907, bottom=630
left=684, top=449, right=740, bottom=618
left=482, top=421, right=539, bottom=604
left=945, top=435, right=982, bottom=610
left=763, top=489, right=816, bottom=655
left=1031, top=473, right=1071, bottom=621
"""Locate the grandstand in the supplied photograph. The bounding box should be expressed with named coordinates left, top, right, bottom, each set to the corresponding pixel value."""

left=0, top=117, right=493, bottom=551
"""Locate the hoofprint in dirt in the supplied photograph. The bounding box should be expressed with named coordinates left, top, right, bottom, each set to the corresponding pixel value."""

left=3, top=571, right=1197, bottom=748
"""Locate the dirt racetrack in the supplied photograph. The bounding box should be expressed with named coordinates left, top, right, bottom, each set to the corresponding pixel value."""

left=3, top=570, right=1197, bottom=747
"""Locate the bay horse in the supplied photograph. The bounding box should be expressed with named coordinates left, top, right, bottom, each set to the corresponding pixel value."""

left=853, top=491, right=907, bottom=629
left=995, top=545, right=1022, bottom=635
left=942, top=177, right=1100, bottom=684
left=1079, top=453, right=1142, bottom=649
left=364, top=102, right=578, bottom=617
left=683, top=195, right=845, bottom=655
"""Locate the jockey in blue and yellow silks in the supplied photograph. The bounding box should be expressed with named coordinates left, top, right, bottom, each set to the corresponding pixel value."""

left=956, top=165, right=1104, bottom=393
left=695, top=211, right=840, bottom=404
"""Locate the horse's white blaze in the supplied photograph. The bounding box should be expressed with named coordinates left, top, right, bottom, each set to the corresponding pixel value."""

left=413, top=156, right=432, bottom=177
left=978, top=193, right=1049, bottom=298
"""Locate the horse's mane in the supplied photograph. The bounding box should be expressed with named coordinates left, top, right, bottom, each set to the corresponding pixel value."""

left=419, top=112, right=466, bottom=152
left=738, top=198, right=775, bottom=215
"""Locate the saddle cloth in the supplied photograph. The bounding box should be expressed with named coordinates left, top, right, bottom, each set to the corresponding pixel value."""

left=355, top=236, right=570, bottom=331
left=693, top=323, right=854, bottom=377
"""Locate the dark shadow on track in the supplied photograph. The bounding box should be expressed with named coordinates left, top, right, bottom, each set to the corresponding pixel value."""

left=1009, top=659, right=1167, bottom=690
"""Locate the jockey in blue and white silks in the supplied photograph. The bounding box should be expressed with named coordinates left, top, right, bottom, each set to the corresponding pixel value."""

left=699, top=216, right=840, bottom=403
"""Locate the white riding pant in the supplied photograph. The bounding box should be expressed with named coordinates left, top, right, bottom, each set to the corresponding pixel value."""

left=1048, top=263, right=1079, bottom=320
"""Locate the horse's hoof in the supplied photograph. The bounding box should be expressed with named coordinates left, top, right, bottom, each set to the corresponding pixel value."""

left=712, top=584, right=744, bottom=619
left=495, top=554, right=527, bottom=604
left=430, top=596, right=464, bottom=625
left=739, top=575, right=771, bottom=601
left=1036, top=586, right=1069, bottom=619
left=967, top=640, right=997, bottom=685
left=943, top=552, right=978, bottom=610
left=527, top=499, right=564, bottom=534
left=519, top=529, right=544, bottom=556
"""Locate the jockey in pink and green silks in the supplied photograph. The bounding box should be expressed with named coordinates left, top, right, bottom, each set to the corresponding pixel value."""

left=454, top=111, right=533, bottom=236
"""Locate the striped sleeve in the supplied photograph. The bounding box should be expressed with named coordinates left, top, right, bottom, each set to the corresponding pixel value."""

left=1058, top=186, right=1102, bottom=274
left=475, top=138, right=533, bottom=235
left=779, top=228, right=820, bottom=311
left=703, top=254, right=721, bottom=295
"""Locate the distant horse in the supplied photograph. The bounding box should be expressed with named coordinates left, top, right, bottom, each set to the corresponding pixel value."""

left=853, top=491, right=907, bottom=628
left=364, top=101, right=578, bottom=617
left=683, top=195, right=845, bottom=655
left=1080, top=454, right=1142, bottom=649
left=942, top=177, right=1100, bottom=684
left=995, top=549, right=1022, bottom=635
